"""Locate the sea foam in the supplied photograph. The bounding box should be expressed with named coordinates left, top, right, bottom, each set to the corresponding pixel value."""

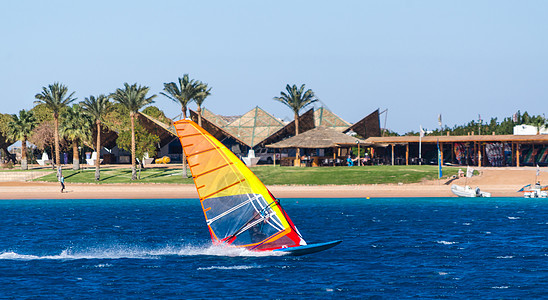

left=0, top=244, right=286, bottom=261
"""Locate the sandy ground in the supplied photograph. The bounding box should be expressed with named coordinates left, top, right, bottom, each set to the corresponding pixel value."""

left=0, top=167, right=545, bottom=200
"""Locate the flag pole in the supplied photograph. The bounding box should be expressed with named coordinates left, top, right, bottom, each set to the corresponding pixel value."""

left=419, top=125, right=423, bottom=165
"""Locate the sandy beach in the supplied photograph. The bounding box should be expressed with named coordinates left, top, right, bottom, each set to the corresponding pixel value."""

left=0, top=167, right=545, bottom=199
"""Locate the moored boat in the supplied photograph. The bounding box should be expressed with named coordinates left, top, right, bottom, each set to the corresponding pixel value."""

left=451, top=184, right=491, bottom=198
left=523, top=189, right=548, bottom=198
left=519, top=183, right=548, bottom=198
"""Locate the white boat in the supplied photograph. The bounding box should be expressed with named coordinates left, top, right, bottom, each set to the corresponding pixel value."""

left=451, top=184, right=491, bottom=198
left=523, top=189, right=547, bottom=198
left=519, top=183, right=548, bottom=198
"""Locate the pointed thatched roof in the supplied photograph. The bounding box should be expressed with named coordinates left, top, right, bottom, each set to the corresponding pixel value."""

left=314, top=107, right=351, bottom=132
left=258, top=108, right=316, bottom=148
left=189, top=109, right=248, bottom=147
left=138, top=112, right=177, bottom=136
left=344, top=109, right=381, bottom=138
left=201, top=108, right=235, bottom=127
left=266, top=126, right=368, bottom=149
left=137, top=112, right=178, bottom=148
left=224, top=106, right=284, bottom=147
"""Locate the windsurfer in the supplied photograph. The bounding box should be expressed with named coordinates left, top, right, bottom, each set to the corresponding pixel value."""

left=250, top=213, right=267, bottom=243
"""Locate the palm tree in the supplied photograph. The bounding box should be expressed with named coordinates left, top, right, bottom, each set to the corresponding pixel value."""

left=8, top=110, right=37, bottom=170
left=111, top=83, right=156, bottom=180
left=274, top=84, right=317, bottom=160
left=161, top=74, right=204, bottom=178
left=194, top=83, right=211, bottom=127
left=161, top=74, right=203, bottom=119
left=34, top=82, right=76, bottom=171
left=81, top=95, right=112, bottom=181
left=273, top=84, right=317, bottom=135
left=60, top=104, right=92, bottom=171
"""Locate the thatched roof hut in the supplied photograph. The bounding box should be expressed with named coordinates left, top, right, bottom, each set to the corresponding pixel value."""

left=259, top=108, right=316, bottom=148
left=223, top=106, right=284, bottom=147
left=344, top=109, right=381, bottom=138
left=314, top=106, right=351, bottom=132
left=266, top=126, right=368, bottom=149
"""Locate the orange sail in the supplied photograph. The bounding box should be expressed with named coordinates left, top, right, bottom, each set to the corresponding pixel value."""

left=174, top=119, right=306, bottom=251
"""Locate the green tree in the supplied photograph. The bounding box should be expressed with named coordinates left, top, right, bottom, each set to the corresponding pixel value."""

left=60, top=104, right=92, bottom=171
left=161, top=74, right=204, bottom=178
left=102, top=102, right=129, bottom=133
left=116, top=122, right=160, bottom=162
left=34, top=82, right=76, bottom=170
left=141, top=106, right=171, bottom=125
left=274, top=84, right=317, bottom=159
left=81, top=95, right=112, bottom=180
left=111, top=83, right=156, bottom=180
left=194, top=83, right=211, bottom=127
left=0, top=113, right=13, bottom=157
left=116, top=121, right=160, bottom=179
left=30, top=103, right=54, bottom=124
left=7, top=110, right=38, bottom=170
left=273, top=84, right=317, bottom=136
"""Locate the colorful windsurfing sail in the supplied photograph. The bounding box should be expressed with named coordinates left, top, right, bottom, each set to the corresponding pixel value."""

left=174, top=119, right=306, bottom=251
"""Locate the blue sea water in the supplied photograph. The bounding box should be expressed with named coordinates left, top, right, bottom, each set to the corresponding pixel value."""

left=1, top=197, right=547, bottom=299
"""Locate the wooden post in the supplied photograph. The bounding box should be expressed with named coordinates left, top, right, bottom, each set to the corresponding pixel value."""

left=405, top=143, right=409, bottom=166
left=391, top=144, right=395, bottom=165
left=478, top=142, right=482, bottom=167
left=516, top=143, right=520, bottom=167
left=511, top=142, right=515, bottom=166
left=333, top=148, right=336, bottom=166
left=357, top=142, right=361, bottom=166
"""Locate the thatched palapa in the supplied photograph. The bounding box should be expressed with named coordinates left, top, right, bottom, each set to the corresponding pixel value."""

left=266, top=126, right=368, bottom=149
left=223, top=106, right=284, bottom=148
left=258, top=108, right=316, bottom=147
left=314, top=107, right=351, bottom=132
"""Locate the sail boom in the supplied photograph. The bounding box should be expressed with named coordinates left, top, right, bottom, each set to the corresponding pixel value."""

left=206, top=195, right=258, bottom=225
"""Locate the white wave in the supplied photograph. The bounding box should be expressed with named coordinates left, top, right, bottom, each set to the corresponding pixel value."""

left=437, top=241, right=458, bottom=245
left=176, top=245, right=287, bottom=257
left=496, top=255, right=514, bottom=259
left=507, top=216, right=520, bottom=220
left=0, top=248, right=158, bottom=260
left=0, top=244, right=287, bottom=260
left=197, top=265, right=262, bottom=271
left=492, top=286, right=509, bottom=289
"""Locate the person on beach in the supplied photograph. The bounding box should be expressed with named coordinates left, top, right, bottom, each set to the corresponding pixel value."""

left=347, top=155, right=354, bottom=167
left=60, top=176, right=65, bottom=193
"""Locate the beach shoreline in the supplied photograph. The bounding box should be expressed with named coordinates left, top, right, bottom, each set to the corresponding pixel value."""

left=0, top=167, right=543, bottom=199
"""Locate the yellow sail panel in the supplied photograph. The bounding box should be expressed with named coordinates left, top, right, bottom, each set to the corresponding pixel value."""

left=174, top=119, right=305, bottom=250
left=174, top=121, right=254, bottom=200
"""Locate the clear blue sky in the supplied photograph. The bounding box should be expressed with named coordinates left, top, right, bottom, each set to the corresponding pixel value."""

left=1, top=1, right=547, bottom=133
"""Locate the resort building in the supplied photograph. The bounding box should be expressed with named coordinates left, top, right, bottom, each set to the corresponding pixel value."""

left=364, top=132, right=548, bottom=167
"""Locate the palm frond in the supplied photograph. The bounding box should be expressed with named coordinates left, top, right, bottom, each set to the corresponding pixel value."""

left=273, top=83, right=318, bottom=114
left=7, top=110, right=37, bottom=141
